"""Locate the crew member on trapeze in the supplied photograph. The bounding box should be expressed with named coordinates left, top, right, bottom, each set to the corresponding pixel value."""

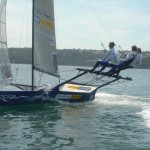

left=90, top=43, right=142, bottom=77
left=90, top=42, right=121, bottom=73
left=105, top=46, right=142, bottom=77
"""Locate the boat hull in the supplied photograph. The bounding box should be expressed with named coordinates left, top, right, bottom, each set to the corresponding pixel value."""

left=49, top=87, right=97, bottom=103
left=0, top=90, right=51, bottom=106
left=50, top=91, right=96, bottom=103
left=0, top=88, right=96, bottom=106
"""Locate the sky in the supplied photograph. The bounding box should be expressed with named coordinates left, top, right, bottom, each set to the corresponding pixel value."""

left=6, top=0, right=150, bottom=51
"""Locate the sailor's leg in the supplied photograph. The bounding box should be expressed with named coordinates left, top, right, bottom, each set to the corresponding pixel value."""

left=110, top=68, right=121, bottom=77
left=106, top=63, right=124, bottom=76
left=114, top=65, right=129, bottom=76
left=105, top=66, right=117, bottom=75
left=115, top=69, right=121, bottom=77
left=98, top=66, right=106, bottom=73
left=97, top=61, right=110, bottom=72
left=90, top=61, right=99, bottom=72
left=91, top=61, right=108, bottom=72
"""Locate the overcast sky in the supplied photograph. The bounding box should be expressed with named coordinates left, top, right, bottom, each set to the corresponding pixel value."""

left=6, top=0, right=150, bottom=51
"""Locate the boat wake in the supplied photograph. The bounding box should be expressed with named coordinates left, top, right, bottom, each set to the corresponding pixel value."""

left=138, top=104, right=150, bottom=128
left=95, top=92, right=150, bottom=128
left=94, top=92, right=140, bottom=106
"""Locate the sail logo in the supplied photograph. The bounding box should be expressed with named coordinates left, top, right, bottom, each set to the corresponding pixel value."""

left=34, top=16, right=54, bottom=29
left=34, top=16, right=40, bottom=23
left=40, top=18, right=53, bottom=29
left=49, top=36, right=56, bottom=46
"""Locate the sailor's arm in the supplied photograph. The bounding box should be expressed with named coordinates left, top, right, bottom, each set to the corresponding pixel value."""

left=102, top=51, right=111, bottom=62
left=136, top=55, right=142, bottom=65
left=122, top=52, right=134, bottom=62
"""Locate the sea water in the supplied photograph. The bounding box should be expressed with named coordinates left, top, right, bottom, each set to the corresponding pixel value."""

left=0, top=64, right=150, bottom=150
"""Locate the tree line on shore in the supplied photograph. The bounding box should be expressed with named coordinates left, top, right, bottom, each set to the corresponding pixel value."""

left=8, top=48, right=150, bottom=69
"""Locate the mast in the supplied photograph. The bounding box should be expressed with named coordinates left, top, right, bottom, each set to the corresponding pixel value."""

left=31, top=0, right=35, bottom=91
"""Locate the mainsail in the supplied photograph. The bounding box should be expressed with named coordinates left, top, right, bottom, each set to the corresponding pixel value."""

left=33, top=0, right=58, bottom=77
left=0, top=0, right=13, bottom=88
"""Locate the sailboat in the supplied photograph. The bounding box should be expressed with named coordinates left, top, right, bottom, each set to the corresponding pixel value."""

left=0, top=0, right=59, bottom=106
left=0, top=0, right=132, bottom=106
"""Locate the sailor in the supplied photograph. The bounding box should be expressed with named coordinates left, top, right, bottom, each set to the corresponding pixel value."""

left=90, top=42, right=121, bottom=73
left=130, top=47, right=142, bottom=67
left=106, top=46, right=142, bottom=77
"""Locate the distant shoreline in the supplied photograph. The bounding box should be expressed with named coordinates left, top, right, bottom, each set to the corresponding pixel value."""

left=8, top=48, right=150, bottom=69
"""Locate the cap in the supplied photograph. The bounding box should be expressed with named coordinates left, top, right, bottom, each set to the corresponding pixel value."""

left=132, top=45, right=137, bottom=51
left=109, top=42, right=116, bottom=46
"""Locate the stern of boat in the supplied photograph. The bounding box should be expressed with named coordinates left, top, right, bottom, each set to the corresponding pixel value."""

left=49, top=83, right=97, bottom=103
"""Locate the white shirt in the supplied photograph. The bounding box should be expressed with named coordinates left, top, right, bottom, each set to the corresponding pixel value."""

left=131, top=53, right=142, bottom=67
left=121, top=51, right=142, bottom=67
left=122, top=51, right=137, bottom=62
left=102, top=48, right=121, bottom=65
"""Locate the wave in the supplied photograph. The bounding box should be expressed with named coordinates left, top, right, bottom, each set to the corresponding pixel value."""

left=95, top=92, right=150, bottom=128
left=94, top=92, right=150, bottom=106
left=138, top=105, right=150, bottom=128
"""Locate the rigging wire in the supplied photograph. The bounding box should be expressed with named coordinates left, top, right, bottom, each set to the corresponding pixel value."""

left=79, top=0, right=127, bottom=51
left=19, top=0, right=30, bottom=47
left=80, top=0, right=111, bottom=48
left=78, top=0, right=103, bottom=50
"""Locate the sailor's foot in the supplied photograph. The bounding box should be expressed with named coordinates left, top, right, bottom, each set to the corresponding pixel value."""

left=110, top=74, right=121, bottom=78
left=115, top=75, right=121, bottom=78
left=126, top=77, right=132, bottom=80
left=99, top=72, right=108, bottom=76
left=89, top=69, right=94, bottom=73
left=103, top=72, right=116, bottom=77
left=96, top=71, right=101, bottom=74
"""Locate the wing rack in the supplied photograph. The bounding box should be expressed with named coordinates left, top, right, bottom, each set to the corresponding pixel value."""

left=76, top=68, right=132, bottom=81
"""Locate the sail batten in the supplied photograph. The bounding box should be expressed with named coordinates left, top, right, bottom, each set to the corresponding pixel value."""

left=33, top=0, right=58, bottom=77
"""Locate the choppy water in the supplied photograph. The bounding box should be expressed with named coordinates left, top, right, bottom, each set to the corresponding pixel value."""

left=0, top=64, right=150, bottom=150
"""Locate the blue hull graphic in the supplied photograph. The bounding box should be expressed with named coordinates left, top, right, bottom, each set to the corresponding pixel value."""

left=0, top=90, right=52, bottom=106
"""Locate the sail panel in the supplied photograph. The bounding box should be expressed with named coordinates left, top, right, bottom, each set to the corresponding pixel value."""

left=34, top=0, right=59, bottom=77
left=0, top=0, right=13, bottom=88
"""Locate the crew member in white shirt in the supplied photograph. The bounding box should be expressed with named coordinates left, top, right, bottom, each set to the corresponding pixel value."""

left=106, top=46, right=142, bottom=76
left=130, top=47, right=142, bottom=67
left=90, top=42, right=120, bottom=73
